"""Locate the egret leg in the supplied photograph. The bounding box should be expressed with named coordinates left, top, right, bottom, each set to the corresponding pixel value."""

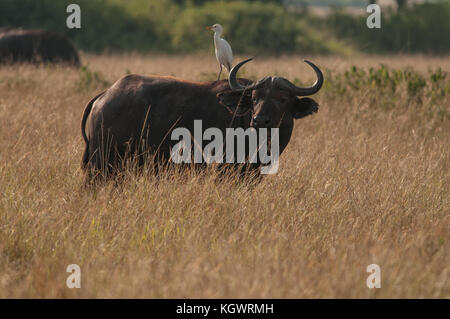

left=217, top=65, right=222, bottom=81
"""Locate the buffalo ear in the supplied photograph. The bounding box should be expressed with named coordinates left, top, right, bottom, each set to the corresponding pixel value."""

left=216, top=91, right=251, bottom=109
left=292, top=97, right=319, bottom=119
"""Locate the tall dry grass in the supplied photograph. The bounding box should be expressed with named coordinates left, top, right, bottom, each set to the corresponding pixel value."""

left=0, top=54, right=448, bottom=298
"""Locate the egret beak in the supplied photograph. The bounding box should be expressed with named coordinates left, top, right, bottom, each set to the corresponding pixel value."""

left=206, top=26, right=213, bottom=30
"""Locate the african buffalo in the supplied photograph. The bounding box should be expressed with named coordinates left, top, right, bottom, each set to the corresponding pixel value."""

left=81, top=58, right=323, bottom=179
left=0, top=29, right=80, bottom=66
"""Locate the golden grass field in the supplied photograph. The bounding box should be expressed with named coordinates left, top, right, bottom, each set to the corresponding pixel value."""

left=0, top=54, right=448, bottom=298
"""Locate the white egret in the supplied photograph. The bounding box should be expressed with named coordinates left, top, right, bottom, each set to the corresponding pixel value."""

left=206, top=24, right=233, bottom=81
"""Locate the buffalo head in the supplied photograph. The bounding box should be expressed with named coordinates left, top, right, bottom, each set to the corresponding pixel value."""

left=226, top=58, right=323, bottom=129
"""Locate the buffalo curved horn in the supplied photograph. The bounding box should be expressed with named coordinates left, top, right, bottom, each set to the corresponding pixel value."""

left=228, top=58, right=257, bottom=92
left=273, top=60, right=323, bottom=96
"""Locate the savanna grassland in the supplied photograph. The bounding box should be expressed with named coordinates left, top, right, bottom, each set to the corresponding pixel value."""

left=0, top=54, right=448, bottom=298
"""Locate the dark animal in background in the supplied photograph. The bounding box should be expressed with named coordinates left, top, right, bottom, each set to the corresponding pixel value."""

left=0, top=29, right=80, bottom=66
left=80, top=59, right=323, bottom=179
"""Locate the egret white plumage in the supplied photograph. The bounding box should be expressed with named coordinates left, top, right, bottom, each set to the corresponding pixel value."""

left=206, top=24, right=233, bottom=81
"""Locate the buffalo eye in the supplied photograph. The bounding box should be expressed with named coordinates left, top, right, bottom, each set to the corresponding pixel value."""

left=279, top=96, right=289, bottom=103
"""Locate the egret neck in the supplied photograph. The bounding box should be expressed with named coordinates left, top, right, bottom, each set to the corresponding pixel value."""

left=213, top=28, right=222, bottom=49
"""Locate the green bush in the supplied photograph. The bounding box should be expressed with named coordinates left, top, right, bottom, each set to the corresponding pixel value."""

left=172, top=1, right=301, bottom=54
left=0, top=0, right=169, bottom=52
left=0, top=0, right=448, bottom=55
left=326, top=1, right=450, bottom=54
left=0, top=0, right=348, bottom=54
left=325, top=64, right=449, bottom=104
left=75, top=65, right=110, bottom=91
